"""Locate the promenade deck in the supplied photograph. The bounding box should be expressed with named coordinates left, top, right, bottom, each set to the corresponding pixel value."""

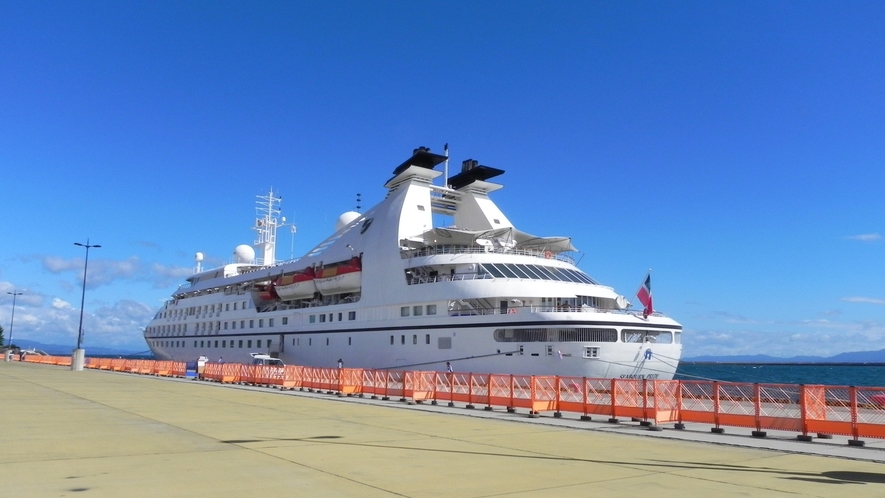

left=2, top=361, right=884, bottom=497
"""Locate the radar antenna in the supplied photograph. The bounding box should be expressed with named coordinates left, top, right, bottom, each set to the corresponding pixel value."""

left=253, top=188, right=283, bottom=266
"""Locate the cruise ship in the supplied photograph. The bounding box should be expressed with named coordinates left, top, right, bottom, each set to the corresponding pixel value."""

left=144, top=147, right=683, bottom=379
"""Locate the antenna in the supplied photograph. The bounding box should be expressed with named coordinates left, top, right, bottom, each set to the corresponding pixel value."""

left=443, top=143, right=449, bottom=188
left=253, top=188, right=283, bottom=266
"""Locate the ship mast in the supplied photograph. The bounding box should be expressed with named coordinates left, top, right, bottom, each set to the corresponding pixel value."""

left=254, top=189, right=282, bottom=266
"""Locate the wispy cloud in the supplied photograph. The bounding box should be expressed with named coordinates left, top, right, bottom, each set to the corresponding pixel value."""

left=844, top=233, right=881, bottom=242
left=841, top=296, right=885, bottom=305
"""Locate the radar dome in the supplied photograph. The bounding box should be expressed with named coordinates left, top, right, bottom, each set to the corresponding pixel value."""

left=195, top=252, right=204, bottom=262
left=233, top=244, right=255, bottom=263
left=336, top=211, right=361, bottom=232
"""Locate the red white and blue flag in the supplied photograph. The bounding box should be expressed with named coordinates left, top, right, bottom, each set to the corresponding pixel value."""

left=637, top=273, right=653, bottom=316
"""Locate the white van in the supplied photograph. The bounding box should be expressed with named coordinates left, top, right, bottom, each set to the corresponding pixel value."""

left=249, top=353, right=284, bottom=367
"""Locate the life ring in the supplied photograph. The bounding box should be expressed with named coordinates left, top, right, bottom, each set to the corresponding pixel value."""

left=544, top=250, right=553, bottom=259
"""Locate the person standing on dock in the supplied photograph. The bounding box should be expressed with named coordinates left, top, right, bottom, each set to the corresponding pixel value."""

left=337, top=358, right=343, bottom=369
left=218, top=356, right=224, bottom=364
left=446, top=361, right=453, bottom=373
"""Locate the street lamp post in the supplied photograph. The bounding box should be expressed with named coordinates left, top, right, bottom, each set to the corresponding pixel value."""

left=5, top=290, right=22, bottom=362
left=72, top=239, right=100, bottom=371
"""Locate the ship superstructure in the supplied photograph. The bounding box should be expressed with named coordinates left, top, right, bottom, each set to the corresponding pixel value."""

left=144, top=147, right=683, bottom=379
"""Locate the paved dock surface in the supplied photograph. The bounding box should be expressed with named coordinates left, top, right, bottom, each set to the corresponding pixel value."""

left=2, top=361, right=885, bottom=497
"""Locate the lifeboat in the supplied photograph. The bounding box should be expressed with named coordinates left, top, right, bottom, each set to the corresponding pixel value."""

left=273, top=267, right=318, bottom=300
left=315, top=257, right=362, bottom=295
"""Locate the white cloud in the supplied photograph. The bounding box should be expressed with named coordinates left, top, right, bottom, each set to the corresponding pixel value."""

left=841, top=297, right=885, bottom=305
left=844, top=233, right=881, bottom=242
left=51, top=298, right=72, bottom=309
left=1, top=296, right=154, bottom=351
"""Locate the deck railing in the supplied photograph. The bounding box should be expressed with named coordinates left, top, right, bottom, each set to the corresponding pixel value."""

left=15, top=354, right=885, bottom=444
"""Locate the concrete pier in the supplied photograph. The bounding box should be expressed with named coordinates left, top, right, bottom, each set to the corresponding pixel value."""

left=3, top=361, right=885, bottom=497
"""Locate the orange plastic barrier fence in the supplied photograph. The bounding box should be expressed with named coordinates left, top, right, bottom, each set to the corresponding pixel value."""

left=18, top=355, right=885, bottom=442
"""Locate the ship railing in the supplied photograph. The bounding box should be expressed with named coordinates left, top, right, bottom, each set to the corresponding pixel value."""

left=408, top=273, right=494, bottom=285
left=446, top=305, right=666, bottom=317
left=401, top=244, right=576, bottom=265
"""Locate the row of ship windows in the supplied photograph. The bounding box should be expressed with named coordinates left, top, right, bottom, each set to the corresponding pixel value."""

left=150, top=334, right=436, bottom=350
left=150, top=338, right=270, bottom=349
left=494, top=328, right=681, bottom=344
left=150, top=306, right=441, bottom=336
left=150, top=316, right=291, bottom=336
left=160, top=300, right=253, bottom=320
left=480, top=264, right=597, bottom=284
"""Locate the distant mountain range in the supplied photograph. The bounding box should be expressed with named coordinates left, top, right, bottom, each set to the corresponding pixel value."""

left=5, top=339, right=143, bottom=357
left=685, top=348, right=885, bottom=364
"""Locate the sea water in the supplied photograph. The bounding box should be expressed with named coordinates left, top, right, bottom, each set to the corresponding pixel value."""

left=676, top=363, right=885, bottom=387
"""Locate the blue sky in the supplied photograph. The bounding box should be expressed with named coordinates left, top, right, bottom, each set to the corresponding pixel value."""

left=1, top=1, right=883, bottom=356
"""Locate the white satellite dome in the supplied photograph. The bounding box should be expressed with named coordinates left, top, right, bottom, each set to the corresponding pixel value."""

left=336, top=211, right=361, bottom=232
left=195, top=252, right=204, bottom=262
left=233, top=244, right=255, bottom=263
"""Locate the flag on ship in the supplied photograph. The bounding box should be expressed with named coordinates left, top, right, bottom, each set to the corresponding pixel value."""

left=636, top=272, right=653, bottom=317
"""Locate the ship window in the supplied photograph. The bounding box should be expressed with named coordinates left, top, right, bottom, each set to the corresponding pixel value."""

left=413, top=335, right=417, bottom=345
left=674, top=332, right=681, bottom=344
left=234, top=303, right=238, bottom=310
left=269, top=318, right=274, bottom=327
left=498, top=264, right=518, bottom=278
left=225, top=303, right=229, bottom=311
left=338, top=313, right=342, bottom=321
left=240, top=320, right=245, bottom=329
left=348, top=311, right=356, bottom=320
left=200, top=341, right=204, bottom=347
left=413, top=305, right=422, bottom=316
left=231, top=321, right=236, bottom=330
left=481, top=264, right=505, bottom=278
left=194, top=341, right=197, bottom=347
left=310, top=315, right=316, bottom=323
left=508, top=264, right=531, bottom=279
left=329, top=313, right=333, bottom=322
left=259, top=319, right=264, bottom=328
left=425, top=334, right=430, bottom=345
left=516, top=264, right=541, bottom=279
left=238, top=340, right=243, bottom=348
left=427, top=304, right=436, bottom=315
left=401, top=335, right=405, bottom=345
left=282, top=317, right=288, bottom=325
left=248, top=340, right=252, bottom=348
left=214, top=341, right=218, bottom=348
left=400, top=306, right=410, bottom=317
left=309, top=338, right=312, bottom=346
left=250, top=320, right=254, bottom=328
left=417, top=205, right=425, bottom=211
left=390, top=335, right=394, bottom=345
left=320, top=314, right=326, bottom=323
left=257, top=340, right=262, bottom=348
left=224, top=322, right=228, bottom=330
left=584, top=347, right=599, bottom=358
left=533, top=266, right=557, bottom=280
left=326, top=338, right=329, bottom=346
left=222, top=340, right=226, bottom=348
